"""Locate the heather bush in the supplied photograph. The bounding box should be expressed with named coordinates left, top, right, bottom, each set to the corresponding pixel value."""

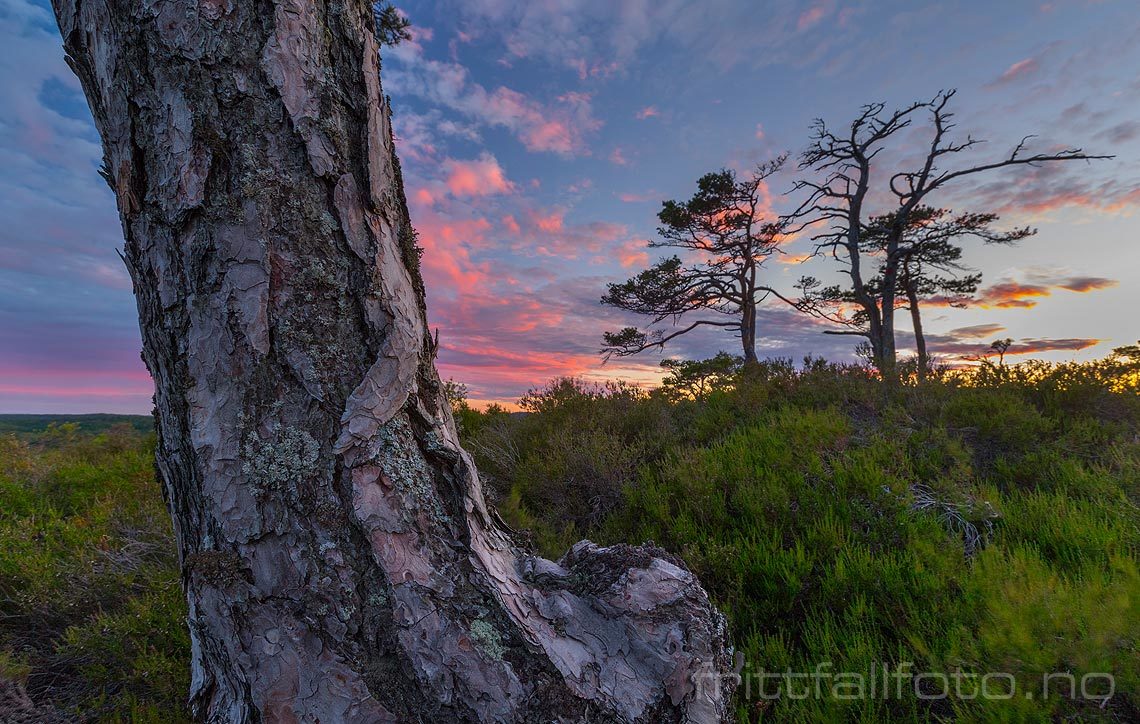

left=464, top=351, right=1140, bottom=721
left=0, top=425, right=189, bottom=722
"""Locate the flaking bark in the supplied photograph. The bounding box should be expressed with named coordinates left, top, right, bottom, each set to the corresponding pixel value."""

left=52, top=1, right=735, bottom=721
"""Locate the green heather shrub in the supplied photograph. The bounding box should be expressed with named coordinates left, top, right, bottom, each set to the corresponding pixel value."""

left=0, top=426, right=190, bottom=722
left=3, top=348, right=1138, bottom=722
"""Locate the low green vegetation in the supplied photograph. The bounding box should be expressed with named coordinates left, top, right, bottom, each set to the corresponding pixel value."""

left=0, top=414, right=152, bottom=437
left=0, top=423, right=189, bottom=723
left=464, top=350, right=1139, bottom=722
left=3, top=349, right=1137, bottom=721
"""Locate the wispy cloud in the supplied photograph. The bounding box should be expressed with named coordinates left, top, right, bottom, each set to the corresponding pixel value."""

left=1095, top=120, right=1140, bottom=144
left=569, top=58, right=620, bottom=80
left=962, top=159, right=1140, bottom=217
left=989, top=57, right=1040, bottom=87
left=617, top=191, right=658, bottom=203
left=915, top=324, right=1101, bottom=361
left=943, top=323, right=1007, bottom=339
left=438, top=0, right=866, bottom=74
left=776, top=253, right=812, bottom=265
left=1052, top=276, right=1118, bottom=293
left=385, top=42, right=601, bottom=156
left=797, top=5, right=827, bottom=31
left=923, top=333, right=1100, bottom=360
left=928, top=274, right=1117, bottom=309
left=991, top=337, right=1100, bottom=356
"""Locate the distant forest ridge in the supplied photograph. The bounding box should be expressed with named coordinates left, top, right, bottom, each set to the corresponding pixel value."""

left=0, top=414, right=152, bottom=435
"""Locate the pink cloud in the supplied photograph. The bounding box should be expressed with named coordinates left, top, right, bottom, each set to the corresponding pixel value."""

left=484, top=88, right=601, bottom=155
left=410, top=204, right=495, bottom=295
left=609, top=147, right=630, bottom=166
left=976, top=281, right=1051, bottom=308
left=532, top=210, right=564, bottom=233
left=524, top=120, right=575, bottom=154
left=570, top=58, right=621, bottom=80
left=797, top=5, right=826, bottom=31
left=619, top=241, right=650, bottom=268
left=442, top=153, right=515, bottom=197
left=618, top=191, right=656, bottom=203
left=972, top=164, right=1140, bottom=216
left=502, top=206, right=633, bottom=260
left=635, top=106, right=659, bottom=120
left=777, top=253, right=812, bottom=265
left=1101, top=188, right=1140, bottom=213
left=927, top=274, right=1118, bottom=309
left=565, top=178, right=594, bottom=194
left=990, top=57, right=1040, bottom=86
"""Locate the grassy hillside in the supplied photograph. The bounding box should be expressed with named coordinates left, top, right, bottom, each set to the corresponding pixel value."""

left=1, top=350, right=1137, bottom=721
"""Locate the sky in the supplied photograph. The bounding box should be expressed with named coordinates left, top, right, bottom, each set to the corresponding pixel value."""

left=1, top=0, right=1138, bottom=413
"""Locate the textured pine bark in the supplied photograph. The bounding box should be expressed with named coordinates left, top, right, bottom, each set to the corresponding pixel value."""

left=52, top=1, right=735, bottom=720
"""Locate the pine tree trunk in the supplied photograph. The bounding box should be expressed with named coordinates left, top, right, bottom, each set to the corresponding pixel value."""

left=906, top=286, right=928, bottom=383
left=864, top=316, right=887, bottom=378
left=741, top=304, right=758, bottom=365
left=52, top=1, right=734, bottom=721
left=879, top=266, right=899, bottom=385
